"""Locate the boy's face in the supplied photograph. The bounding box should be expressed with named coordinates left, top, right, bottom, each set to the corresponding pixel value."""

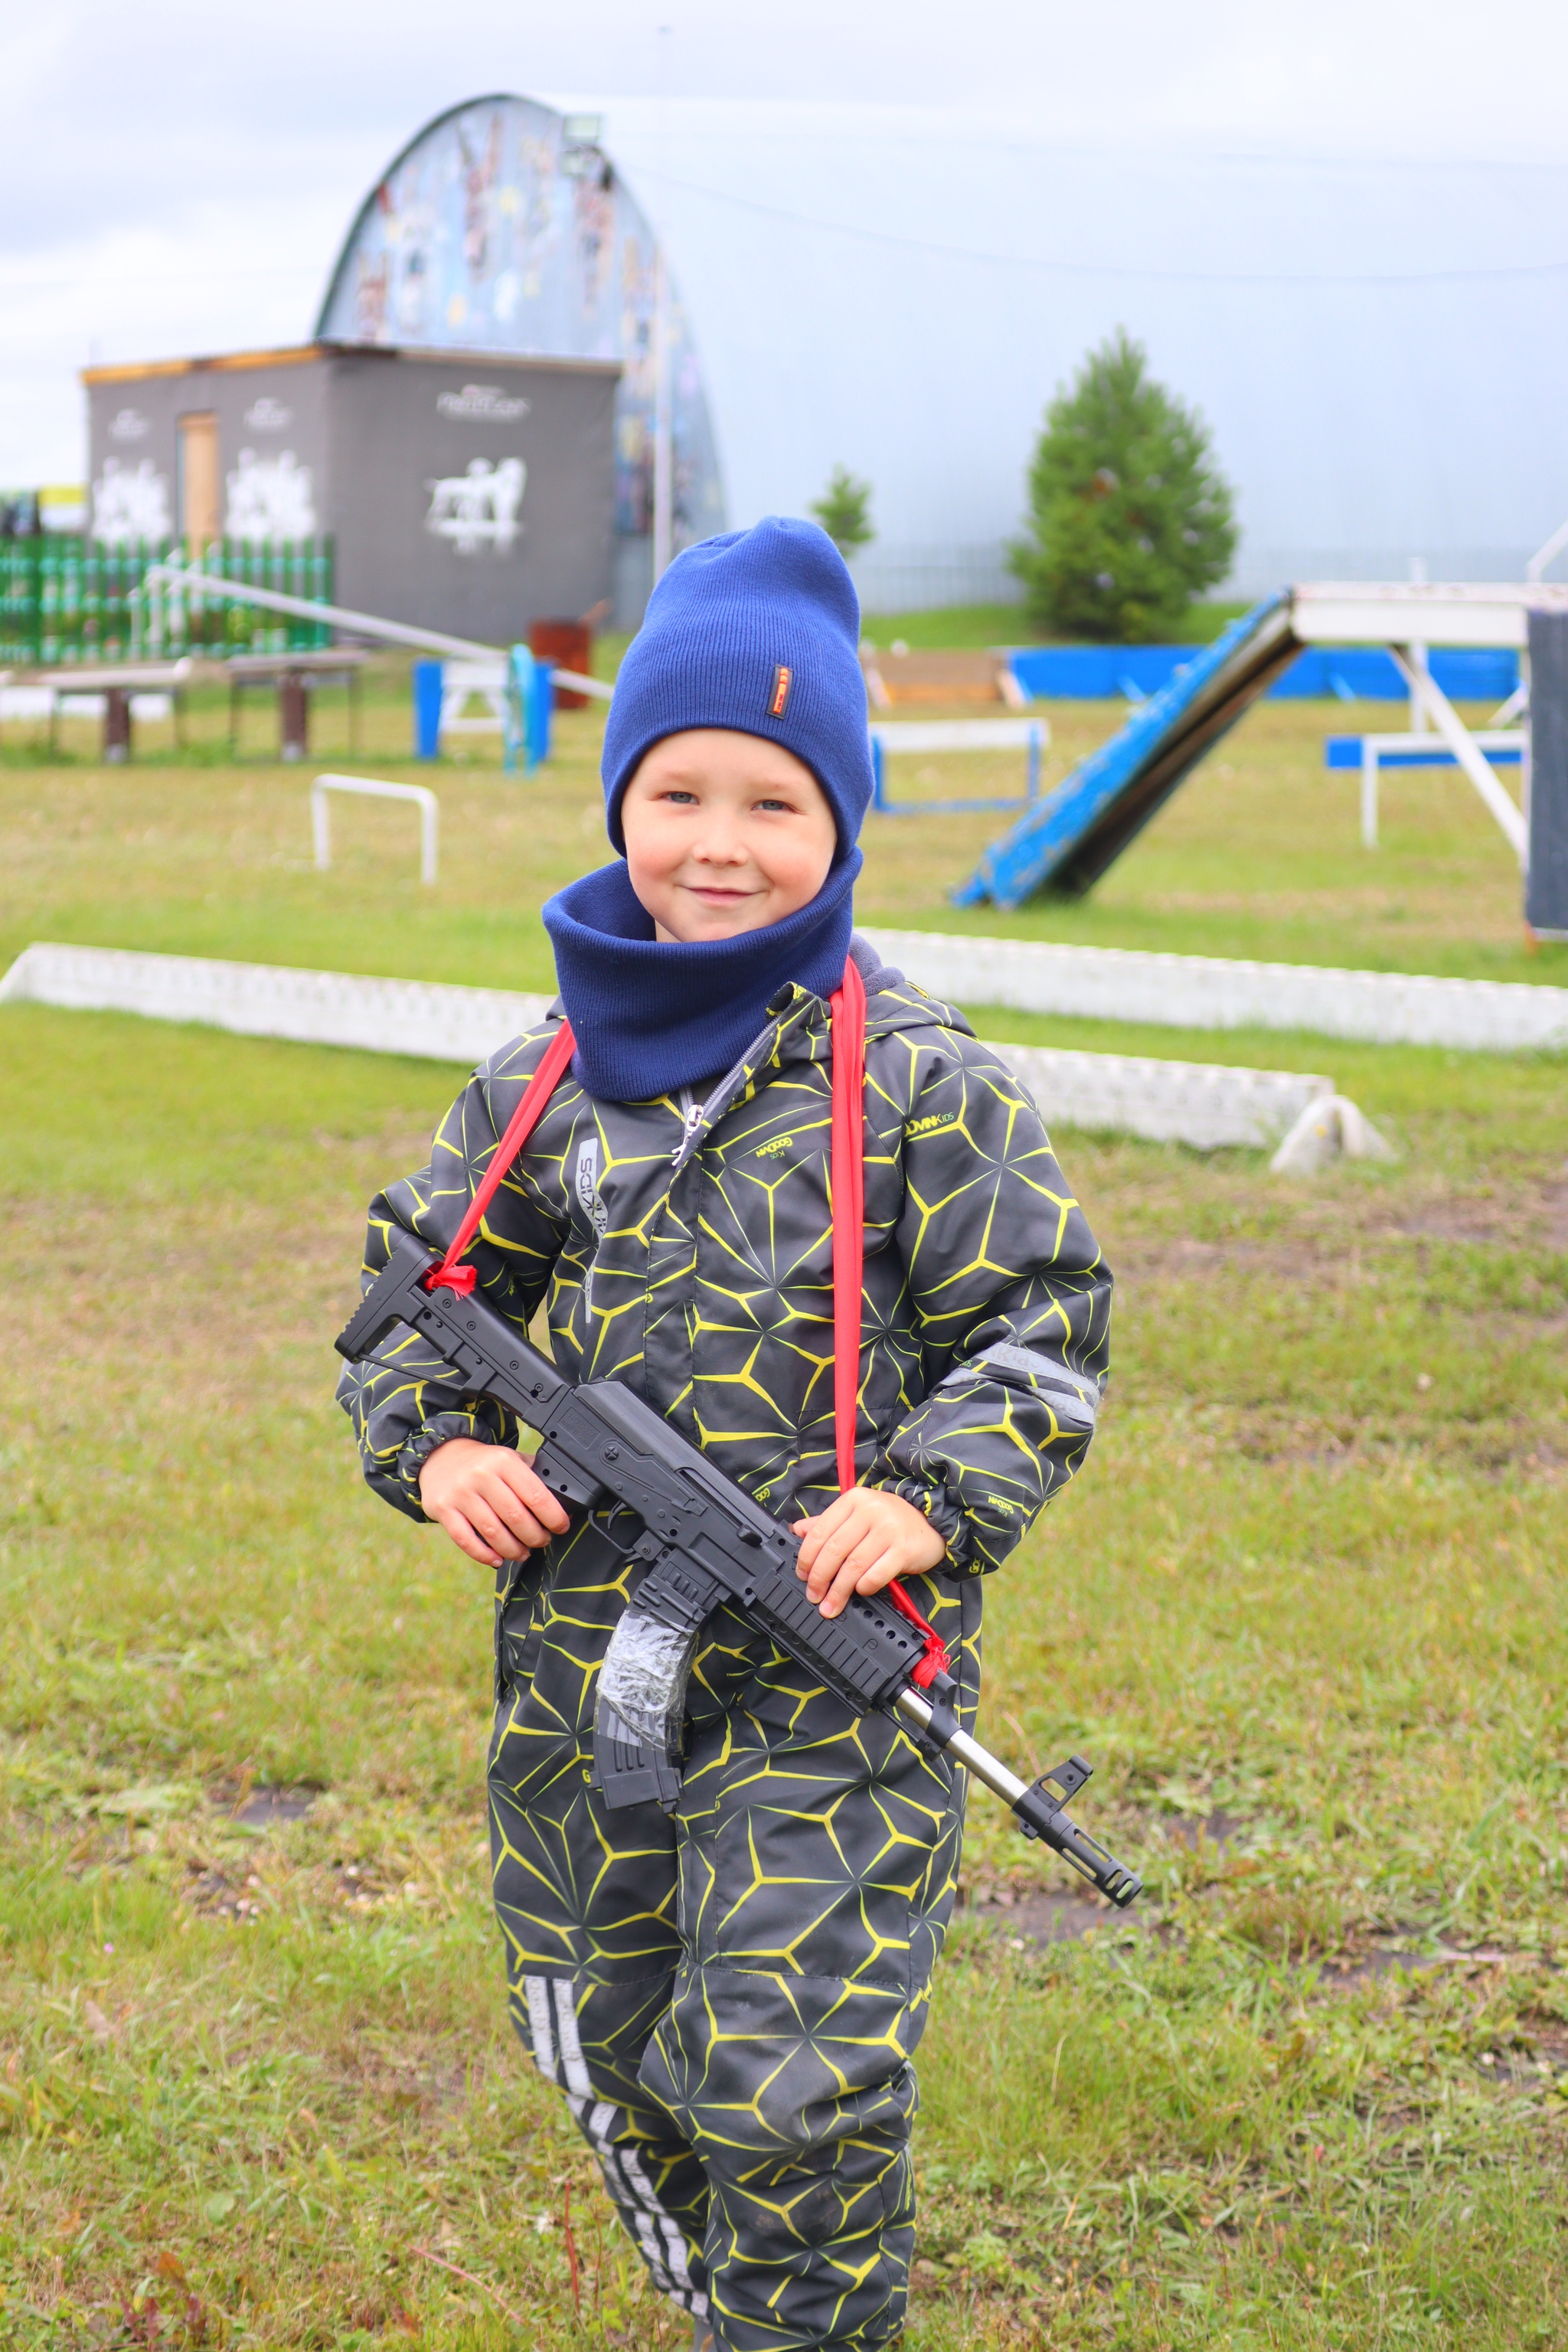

left=620, top=729, right=838, bottom=944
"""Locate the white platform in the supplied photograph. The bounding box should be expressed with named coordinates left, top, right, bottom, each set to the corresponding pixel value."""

left=861, top=927, right=1568, bottom=1053
left=1292, top=578, right=1568, bottom=649
left=0, top=942, right=1374, bottom=1158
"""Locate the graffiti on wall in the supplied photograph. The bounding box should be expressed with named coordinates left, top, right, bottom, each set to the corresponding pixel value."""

left=225, top=449, right=318, bottom=541
left=424, top=456, right=525, bottom=555
left=93, top=459, right=172, bottom=544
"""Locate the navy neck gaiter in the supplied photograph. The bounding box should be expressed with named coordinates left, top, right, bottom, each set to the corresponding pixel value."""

left=542, top=853, right=861, bottom=1102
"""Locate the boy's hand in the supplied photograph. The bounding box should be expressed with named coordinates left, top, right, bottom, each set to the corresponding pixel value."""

left=418, top=1437, right=571, bottom=1566
left=792, top=1488, right=946, bottom=1620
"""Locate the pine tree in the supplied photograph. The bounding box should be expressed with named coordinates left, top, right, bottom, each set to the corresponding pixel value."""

left=1011, top=331, right=1236, bottom=642
left=810, top=466, right=874, bottom=558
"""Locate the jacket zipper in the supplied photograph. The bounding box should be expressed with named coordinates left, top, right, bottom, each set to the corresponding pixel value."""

left=673, top=1088, right=704, bottom=1163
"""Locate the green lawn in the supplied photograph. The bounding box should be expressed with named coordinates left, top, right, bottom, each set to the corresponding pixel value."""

left=855, top=600, right=1253, bottom=650
left=0, top=702, right=1565, bottom=2348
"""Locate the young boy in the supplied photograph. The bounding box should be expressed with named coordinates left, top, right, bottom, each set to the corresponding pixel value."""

left=339, top=518, right=1111, bottom=2352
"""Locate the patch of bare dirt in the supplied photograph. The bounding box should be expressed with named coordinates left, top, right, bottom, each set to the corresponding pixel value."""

left=228, top=1785, right=320, bottom=1829
left=1393, top=1184, right=1568, bottom=1249
left=971, top=1886, right=1155, bottom=1949
left=1161, top=1811, right=1246, bottom=1851
left=1541, top=1179, right=1568, bottom=1251
left=183, top=1862, right=273, bottom=1923
left=1109, top=1231, right=1322, bottom=1289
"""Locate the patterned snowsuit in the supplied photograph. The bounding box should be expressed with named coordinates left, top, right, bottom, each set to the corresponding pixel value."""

left=339, top=944, right=1111, bottom=2350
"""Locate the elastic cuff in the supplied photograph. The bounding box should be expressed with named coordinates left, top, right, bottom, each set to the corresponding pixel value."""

left=396, top=1415, right=499, bottom=1518
left=875, top=1476, right=975, bottom=1574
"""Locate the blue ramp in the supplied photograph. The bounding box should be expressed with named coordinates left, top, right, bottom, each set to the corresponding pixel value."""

left=956, top=593, right=1301, bottom=908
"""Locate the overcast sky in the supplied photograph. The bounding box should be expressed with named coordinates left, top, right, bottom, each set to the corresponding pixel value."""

left=8, top=1, right=1568, bottom=567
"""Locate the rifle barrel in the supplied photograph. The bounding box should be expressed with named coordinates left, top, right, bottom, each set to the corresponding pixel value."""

left=894, top=1689, right=1028, bottom=1805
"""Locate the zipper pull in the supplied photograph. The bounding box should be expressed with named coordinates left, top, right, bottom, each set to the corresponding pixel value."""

left=671, top=1092, right=705, bottom=1164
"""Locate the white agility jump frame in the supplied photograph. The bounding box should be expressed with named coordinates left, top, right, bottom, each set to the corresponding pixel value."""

left=1293, top=583, right=1547, bottom=871
left=869, top=717, right=1048, bottom=815
left=438, top=659, right=509, bottom=740
left=1354, top=729, right=1525, bottom=851
left=312, top=773, right=439, bottom=886
left=1388, top=650, right=1526, bottom=859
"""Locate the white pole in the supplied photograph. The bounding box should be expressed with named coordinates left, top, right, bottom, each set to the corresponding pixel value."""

left=1527, top=518, right=1568, bottom=583
left=652, top=246, right=673, bottom=585
left=1389, top=649, right=1527, bottom=861
left=1361, top=739, right=1378, bottom=850
left=139, top=561, right=612, bottom=699
left=1408, top=557, right=1429, bottom=733
left=312, top=779, right=332, bottom=871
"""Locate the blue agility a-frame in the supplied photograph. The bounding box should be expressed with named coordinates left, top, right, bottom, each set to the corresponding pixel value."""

left=955, top=593, right=1302, bottom=910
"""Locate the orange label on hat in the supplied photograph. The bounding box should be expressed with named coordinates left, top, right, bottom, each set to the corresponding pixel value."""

left=769, top=665, right=792, bottom=717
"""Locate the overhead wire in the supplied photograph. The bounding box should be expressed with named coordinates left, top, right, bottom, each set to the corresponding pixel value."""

left=623, top=158, right=1568, bottom=288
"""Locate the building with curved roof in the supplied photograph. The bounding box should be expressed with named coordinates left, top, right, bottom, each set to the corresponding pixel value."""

left=315, top=94, right=725, bottom=617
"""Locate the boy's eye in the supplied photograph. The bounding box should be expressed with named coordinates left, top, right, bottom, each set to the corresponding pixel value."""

left=660, top=789, right=700, bottom=805
left=755, top=796, right=795, bottom=813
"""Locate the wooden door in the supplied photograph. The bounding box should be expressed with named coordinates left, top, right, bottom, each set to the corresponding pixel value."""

left=178, top=411, right=220, bottom=550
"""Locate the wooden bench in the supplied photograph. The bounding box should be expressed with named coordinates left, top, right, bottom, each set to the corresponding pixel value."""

left=860, top=648, right=1024, bottom=710
left=226, top=650, right=371, bottom=761
left=0, top=662, right=194, bottom=762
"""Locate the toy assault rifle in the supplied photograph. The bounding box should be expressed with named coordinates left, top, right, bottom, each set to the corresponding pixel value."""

left=337, top=1229, right=1142, bottom=1908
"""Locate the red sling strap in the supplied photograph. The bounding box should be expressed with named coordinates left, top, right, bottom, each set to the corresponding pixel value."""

left=426, top=1018, right=579, bottom=1298
left=424, top=969, right=949, bottom=1684
left=828, top=956, right=949, bottom=1687
left=828, top=954, right=867, bottom=1497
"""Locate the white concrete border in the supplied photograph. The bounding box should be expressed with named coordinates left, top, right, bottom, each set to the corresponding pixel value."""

left=0, top=942, right=1389, bottom=1158
left=999, top=1042, right=1335, bottom=1151
left=861, top=927, right=1568, bottom=1052
left=0, top=942, right=552, bottom=1065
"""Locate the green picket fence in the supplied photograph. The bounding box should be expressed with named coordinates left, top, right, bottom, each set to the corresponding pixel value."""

left=0, top=538, right=334, bottom=667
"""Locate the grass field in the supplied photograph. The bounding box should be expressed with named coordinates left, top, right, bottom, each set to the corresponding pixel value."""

left=854, top=602, right=1253, bottom=652
left=599, top=599, right=1250, bottom=658
left=1, top=684, right=1565, bottom=2349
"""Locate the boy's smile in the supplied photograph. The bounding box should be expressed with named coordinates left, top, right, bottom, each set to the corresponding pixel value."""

left=620, top=727, right=838, bottom=944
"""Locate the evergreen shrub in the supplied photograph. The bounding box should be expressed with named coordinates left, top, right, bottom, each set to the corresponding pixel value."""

left=1011, top=329, right=1236, bottom=642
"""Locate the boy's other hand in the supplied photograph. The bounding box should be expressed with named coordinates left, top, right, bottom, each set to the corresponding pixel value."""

left=791, top=1488, right=946, bottom=1620
left=418, top=1437, right=571, bottom=1566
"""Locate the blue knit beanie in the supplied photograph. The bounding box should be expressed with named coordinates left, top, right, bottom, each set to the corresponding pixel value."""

left=601, top=517, right=873, bottom=862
